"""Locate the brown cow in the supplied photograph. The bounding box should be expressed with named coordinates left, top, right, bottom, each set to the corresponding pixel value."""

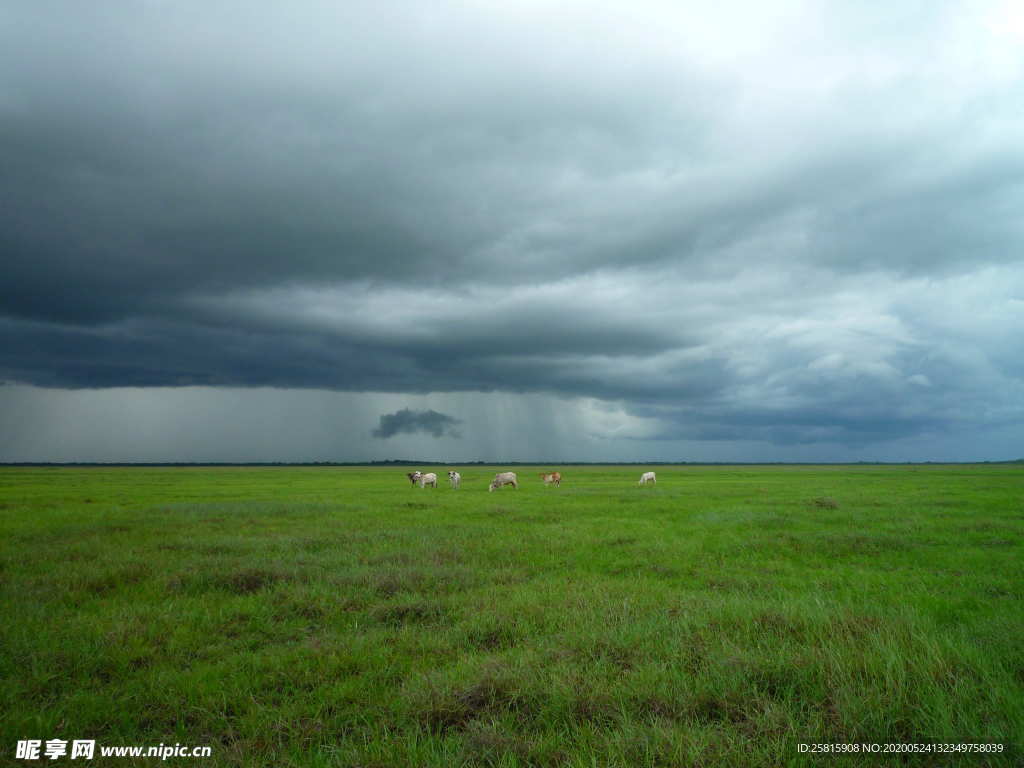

left=539, top=471, right=561, bottom=487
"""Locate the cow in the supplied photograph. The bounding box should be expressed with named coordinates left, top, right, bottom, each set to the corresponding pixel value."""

left=638, top=471, right=657, bottom=485
left=406, top=471, right=422, bottom=486
left=488, top=471, right=518, bottom=492
left=539, top=471, right=561, bottom=487
left=419, top=472, right=438, bottom=488
left=448, top=470, right=461, bottom=489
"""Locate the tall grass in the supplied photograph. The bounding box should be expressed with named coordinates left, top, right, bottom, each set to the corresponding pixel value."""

left=1, top=465, right=1022, bottom=766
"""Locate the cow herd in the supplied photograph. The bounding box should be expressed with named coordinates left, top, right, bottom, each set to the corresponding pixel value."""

left=404, top=470, right=656, bottom=490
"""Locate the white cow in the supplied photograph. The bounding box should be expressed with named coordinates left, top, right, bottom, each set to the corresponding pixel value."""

left=638, top=471, right=657, bottom=485
left=419, top=472, right=438, bottom=488
left=448, top=470, right=461, bottom=489
left=488, top=472, right=518, bottom=492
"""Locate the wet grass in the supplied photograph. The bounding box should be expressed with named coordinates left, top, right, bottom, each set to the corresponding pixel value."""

left=1, top=464, right=1022, bottom=766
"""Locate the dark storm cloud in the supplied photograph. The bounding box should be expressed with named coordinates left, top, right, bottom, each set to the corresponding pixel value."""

left=372, top=408, right=462, bottom=440
left=2, top=0, right=1023, bottom=455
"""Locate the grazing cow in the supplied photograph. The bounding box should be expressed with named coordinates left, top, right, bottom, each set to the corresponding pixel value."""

left=638, top=471, right=657, bottom=485
left=488, top=472, right=518, bottom=492
left=406, top=471, right=422, bottom=486
left=448, top=470, right=461, bottom=489
left=539, top=471, right=561, bottom=487
left=419, top=472, right=438, bottom=488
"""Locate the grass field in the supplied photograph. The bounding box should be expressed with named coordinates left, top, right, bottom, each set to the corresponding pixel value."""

left=1, top=464, right=1022, bottom=766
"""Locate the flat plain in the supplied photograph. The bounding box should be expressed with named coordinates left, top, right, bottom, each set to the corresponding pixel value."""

left=1, top=464, right=1022, bottom=767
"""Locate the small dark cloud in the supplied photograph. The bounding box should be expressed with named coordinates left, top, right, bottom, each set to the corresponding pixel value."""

left=372, top=408, right=462, bottom=439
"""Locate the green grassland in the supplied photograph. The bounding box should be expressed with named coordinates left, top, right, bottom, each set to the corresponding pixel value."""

left=1, top=465, right=1022, bottom=767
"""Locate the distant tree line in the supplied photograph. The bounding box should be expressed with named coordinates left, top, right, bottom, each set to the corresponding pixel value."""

left=2, top=459, right=1022, bottom=467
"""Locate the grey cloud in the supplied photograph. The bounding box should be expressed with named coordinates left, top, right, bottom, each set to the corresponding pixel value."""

left=1, top=1, right=1023, bottom=459
left=372, top=408, right=462, bottom=439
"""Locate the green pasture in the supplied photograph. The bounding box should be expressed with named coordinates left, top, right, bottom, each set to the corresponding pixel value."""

left=1, top=464, right=1022, bottom=766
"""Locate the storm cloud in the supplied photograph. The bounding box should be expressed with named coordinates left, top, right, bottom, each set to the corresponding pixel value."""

left=1, top=1, right=1023, bottom=460
left=373, top=409, right=462, bottom=440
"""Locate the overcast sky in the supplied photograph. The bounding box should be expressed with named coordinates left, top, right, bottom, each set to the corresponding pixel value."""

left=2, top=1, right=1023, bottom=462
